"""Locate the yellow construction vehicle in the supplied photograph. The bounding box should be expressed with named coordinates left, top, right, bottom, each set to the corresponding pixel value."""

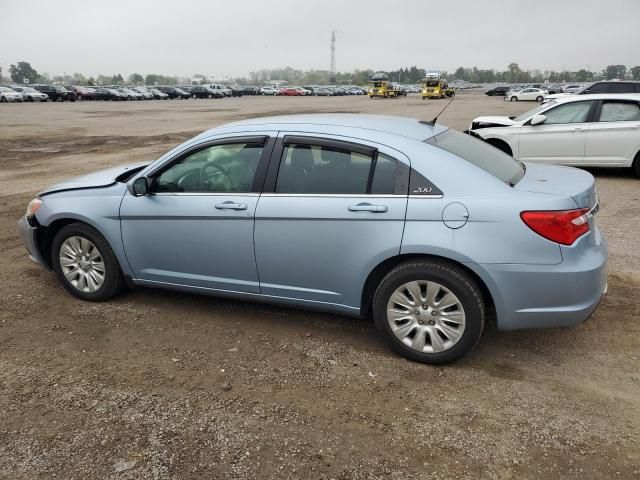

left=421, top=73, right=455, bottom=100
left=368, top=72, right=403, bottom=98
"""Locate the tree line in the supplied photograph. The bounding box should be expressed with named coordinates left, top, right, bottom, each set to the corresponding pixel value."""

left=4, top=61, right=640, bottom=87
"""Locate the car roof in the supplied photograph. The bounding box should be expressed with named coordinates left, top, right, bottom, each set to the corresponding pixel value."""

left=553, top=93, right=640, bottom=103
left=211, top=114, right=448, bottom=141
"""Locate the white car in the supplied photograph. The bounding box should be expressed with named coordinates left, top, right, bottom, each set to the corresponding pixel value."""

left=0, top=86, right=24, bottom=102
left=468, top=94, right=640, bottom=176
left=504, top=88, right=548, bottom=102
left=205, top=84, right=232, bottom=97
left=9, top=86, right=49, bottom=102
left=260, top=86, right=279, bottom=96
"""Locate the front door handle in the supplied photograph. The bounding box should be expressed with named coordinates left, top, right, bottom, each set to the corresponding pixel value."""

left=215, top=201, right=247, bottom=211
left=348, top=202, right=388, bottom=213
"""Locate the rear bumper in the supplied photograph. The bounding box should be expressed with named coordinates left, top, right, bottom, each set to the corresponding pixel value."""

left=18, top=216, right=47, bottom=267
left=472, top=229, right=608, bottom=330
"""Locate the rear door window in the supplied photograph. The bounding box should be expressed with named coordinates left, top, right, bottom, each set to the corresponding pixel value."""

left=598, top=101, right=640, bottom=122
left=275, top=142, right=398, bottom=195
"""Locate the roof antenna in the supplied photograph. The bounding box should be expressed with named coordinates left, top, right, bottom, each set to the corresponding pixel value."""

left=421, top=94, right=456, bottom=126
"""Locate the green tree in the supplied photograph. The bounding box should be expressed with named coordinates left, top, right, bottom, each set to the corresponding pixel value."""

left=630, top=66, right=640, bottom=81
left=72, top=72, right=88, bottom=84
left=128, top=73, right=144, bottom=85
left=604, top=64, right=626, bottom=80
left=9, top=61, right=39, bottom=83
left=504, top=63, right=521, bottom=83
left=575, top=69, right=590, bottom=82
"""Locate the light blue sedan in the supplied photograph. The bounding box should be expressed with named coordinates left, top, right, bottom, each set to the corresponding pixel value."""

left=18, top=115, right=607, bottom=363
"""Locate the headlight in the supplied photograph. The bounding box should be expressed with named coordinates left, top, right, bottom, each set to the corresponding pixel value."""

left=26, top=198, right=43, bottom=218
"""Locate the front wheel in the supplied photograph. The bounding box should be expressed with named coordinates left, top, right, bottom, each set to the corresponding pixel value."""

left=536, top=96, right=544, bottom=102
left=510, top=96, right=518, bottom=102
left=51, top=223, right=124, bottom=302
left=633, top=151, right=640, bottom=178
left=372, top=261, right=485, bottom=364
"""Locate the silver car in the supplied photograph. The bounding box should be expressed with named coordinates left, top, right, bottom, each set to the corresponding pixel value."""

left=0, top=86, right=24, bottom=102
left=18, top=115, right=607, bottom=363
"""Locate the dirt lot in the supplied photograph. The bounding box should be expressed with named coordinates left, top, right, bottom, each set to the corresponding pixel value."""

left=0, top=94, right=638, bottom=479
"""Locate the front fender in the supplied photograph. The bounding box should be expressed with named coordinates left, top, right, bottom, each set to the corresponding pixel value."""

left=34, top=184, right=132, bottom=277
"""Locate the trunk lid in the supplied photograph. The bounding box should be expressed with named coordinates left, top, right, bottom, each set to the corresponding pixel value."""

left=514, top=163, right=596, bottom=208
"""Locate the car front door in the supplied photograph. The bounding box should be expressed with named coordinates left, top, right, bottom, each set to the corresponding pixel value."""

left=254, top=134, right=409, bottom=311
left=519, top=88, right=535, bottom=100
left=584, top=99, right=640, bottom=166
left=120, top=135, right=274, bottom=293
left=517, top=100, right=596, bottom=165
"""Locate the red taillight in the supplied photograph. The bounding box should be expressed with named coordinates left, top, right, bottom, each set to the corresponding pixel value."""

left=520, top=208, right=590, bottom=246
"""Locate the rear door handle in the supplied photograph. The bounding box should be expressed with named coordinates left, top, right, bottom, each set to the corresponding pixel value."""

left=215, top=201, right=247, bottom=210
left=348, top=202, right=388, bottom=213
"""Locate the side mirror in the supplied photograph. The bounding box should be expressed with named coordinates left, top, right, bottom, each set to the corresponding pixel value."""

left=130, top=177, right=149, bottom=196
left=530, top=114, right=547, bottom=126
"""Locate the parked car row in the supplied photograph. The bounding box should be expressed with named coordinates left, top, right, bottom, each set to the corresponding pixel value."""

left=1, top=83, right=372, bottom=103
left=260, top=85, right=367, bottom=96
left=485, top=81, right=640, bottom=102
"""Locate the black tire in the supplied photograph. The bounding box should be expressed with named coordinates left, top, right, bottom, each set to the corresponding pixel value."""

left=372, top=261, right=485, bottom=364
left=486, top=138, right=513, bottom=156
left=510, top=96, right=518, bottom=102
left=51, top=222, right=124, bottom=302
left=633, top=151, right=640, bottom=178
left=536, top=96, right=543, bottom=102
left=1, top=97, right=7, bottom=103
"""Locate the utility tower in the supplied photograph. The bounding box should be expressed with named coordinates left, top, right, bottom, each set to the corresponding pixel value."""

left=329, top=30, right=336, bottom=83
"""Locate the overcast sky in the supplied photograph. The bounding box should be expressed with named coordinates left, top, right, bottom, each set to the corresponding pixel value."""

left=2, top=0, right=639, bottom=79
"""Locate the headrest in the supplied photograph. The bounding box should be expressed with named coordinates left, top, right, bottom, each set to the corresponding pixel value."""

left=290, top=145, right=314, bottom=170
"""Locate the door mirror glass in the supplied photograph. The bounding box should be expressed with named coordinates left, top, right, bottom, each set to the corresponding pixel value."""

left=132, top=177, right=149, bottom=196
left=530, top=114, right=547, bottom=126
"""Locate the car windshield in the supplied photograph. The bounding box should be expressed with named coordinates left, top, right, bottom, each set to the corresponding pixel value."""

left=513, top=101, right=557, bottom=122
left=0, top=87, right=12, bottom=92
left=425, top=129, right=525, bottom=186
left=22, top=87, right=37, bottom=93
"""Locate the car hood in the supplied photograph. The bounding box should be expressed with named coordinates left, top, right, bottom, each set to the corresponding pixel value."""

left=470, top=116, right=517, bottom=129
left=39, top=161, right=149, bottom=196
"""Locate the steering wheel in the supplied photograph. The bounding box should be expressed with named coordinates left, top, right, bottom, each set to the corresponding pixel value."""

left=201, top=162, right=232, bottom=190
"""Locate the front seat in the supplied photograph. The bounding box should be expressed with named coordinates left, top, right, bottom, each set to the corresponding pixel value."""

left=276, top=145, right=315, bottom=192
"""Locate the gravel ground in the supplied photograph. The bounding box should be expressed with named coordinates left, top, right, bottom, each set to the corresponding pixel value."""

left=0, top=94, right=638, bottom=479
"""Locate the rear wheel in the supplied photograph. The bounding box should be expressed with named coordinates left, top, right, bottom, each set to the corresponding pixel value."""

left=372, top=261, right=485, bottom=364
left=633, top=151, right=640, bottom=178
left=536, top=96, right=544, bottom=102
left=51, top=223, right=124, bottom=302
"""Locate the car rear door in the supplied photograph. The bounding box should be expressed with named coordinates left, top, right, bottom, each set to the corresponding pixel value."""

left=517, top=100, right=596, bottom=165
left=120, top=134, right=275, bottom=293
left=583, top=99, right=640, bottom=166
left=253, top=133, right=409, bottom=311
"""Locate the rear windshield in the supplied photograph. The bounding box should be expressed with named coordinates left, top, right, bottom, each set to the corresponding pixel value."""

left=425, top=129, right=525, bottom=185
